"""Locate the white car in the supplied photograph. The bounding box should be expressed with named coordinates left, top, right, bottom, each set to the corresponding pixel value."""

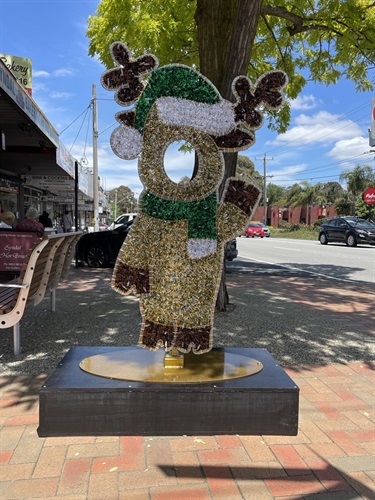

left=109, top=213, right=137, bottom=230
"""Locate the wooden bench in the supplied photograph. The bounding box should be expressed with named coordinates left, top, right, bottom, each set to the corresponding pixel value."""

left=0, top=232, right=81, bottom=355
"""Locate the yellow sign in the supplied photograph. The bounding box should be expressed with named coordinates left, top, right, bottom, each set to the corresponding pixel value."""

left=0, top=53, right=32, bottom=95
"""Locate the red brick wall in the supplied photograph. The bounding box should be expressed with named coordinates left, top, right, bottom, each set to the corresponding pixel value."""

left=252, top=205, right=337, bottom=227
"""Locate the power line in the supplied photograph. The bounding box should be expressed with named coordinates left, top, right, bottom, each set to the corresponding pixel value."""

left=59, top=103, right=91, bottom=135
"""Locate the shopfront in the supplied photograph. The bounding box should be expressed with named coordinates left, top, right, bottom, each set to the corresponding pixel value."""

left=0, top=59, right=93, bottom=225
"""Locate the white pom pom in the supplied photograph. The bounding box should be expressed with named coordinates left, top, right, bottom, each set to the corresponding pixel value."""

left=110, top=126, right=143, bottom=160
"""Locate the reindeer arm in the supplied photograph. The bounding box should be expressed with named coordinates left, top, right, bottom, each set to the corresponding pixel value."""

left=217, top=178, right=262, bottom=242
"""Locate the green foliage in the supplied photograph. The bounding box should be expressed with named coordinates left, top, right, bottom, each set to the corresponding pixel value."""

left=236, top=155, right=262, bottom=186
left=266, top=183, right=286, bottom=205
left=339, top=164, right=375, bottom=215
left=87, top=0, right=375, bottom=133
left=339, top=164, right=375, bottom=195
left=272, top=222, right=319, bottom=240
left=319, top=181, right=344, bottom=204
left=355, top=197, right=374, bottom=219
left=109, top=185, right=137, bottom=215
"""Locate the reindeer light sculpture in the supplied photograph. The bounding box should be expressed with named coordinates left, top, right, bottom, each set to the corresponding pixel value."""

left=101, top=42, right=287, bottom=356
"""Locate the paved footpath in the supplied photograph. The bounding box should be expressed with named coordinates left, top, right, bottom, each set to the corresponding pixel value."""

left=0, top=266, right=374, bottom=499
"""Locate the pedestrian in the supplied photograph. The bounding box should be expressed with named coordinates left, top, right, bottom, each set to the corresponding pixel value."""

left=62, top=211, right=73, bottom=232
left=39, top=211, right=53, bottom=228
left=0, top=211, right=15, bottom=228
left=16, top=207, right=44, bottom=236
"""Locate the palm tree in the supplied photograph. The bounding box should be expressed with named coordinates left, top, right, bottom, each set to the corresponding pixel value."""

left=287, top=181, right=326, bottom=224
left=339, top=164, right=375, bottom=216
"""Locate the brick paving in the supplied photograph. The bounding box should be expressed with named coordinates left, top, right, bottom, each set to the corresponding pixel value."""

left=0, top=266, right=374, bottom=499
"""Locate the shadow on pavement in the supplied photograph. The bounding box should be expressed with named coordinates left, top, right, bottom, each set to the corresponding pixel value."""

left=0, top=262, right=373, bottom=375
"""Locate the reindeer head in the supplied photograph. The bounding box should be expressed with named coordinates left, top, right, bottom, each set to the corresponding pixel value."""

left=102, top=42, right=287, bottom=160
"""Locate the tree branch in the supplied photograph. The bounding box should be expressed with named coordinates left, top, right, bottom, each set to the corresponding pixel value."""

left=261, top=4, right=337, bottom=36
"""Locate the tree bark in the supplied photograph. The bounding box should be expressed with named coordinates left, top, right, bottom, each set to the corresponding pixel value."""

left=195, top=0, right=263, bottom=311
left=195, top=0, right=263, bottom=98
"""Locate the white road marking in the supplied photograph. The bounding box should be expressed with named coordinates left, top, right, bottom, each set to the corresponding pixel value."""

left=274, top=246, right=301, bottom=252
left=238, top=256, right=358, bottom=283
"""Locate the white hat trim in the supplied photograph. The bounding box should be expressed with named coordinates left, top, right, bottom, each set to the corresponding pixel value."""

left=156, top=97, right=235, bottom=136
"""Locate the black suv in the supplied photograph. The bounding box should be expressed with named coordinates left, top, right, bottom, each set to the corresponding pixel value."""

left=77, top=219, right=239, bottom=267
left=318, top=216, right=375, bottom=247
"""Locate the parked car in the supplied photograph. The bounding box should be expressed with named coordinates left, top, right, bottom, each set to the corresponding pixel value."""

left=77, top=220, right=134, bottom=267
left=241, top=223, right=265, bottom=238
left=318, top=216, right=375, bottom=247
left=253, top=222, right=270, bottom=237
left=226, top=239, right=238, bottom=261
left=109, top=213, right=137, bottom=230
left=78, top=218, right=239, bottom=267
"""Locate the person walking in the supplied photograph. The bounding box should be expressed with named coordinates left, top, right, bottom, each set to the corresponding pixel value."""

left=62, top=211, right=73, bottom=233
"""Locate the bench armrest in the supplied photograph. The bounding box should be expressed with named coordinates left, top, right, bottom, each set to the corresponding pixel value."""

left=0, top=283, right=29, bottom=289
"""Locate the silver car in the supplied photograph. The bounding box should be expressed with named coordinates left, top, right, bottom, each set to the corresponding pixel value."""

left=254, top=222, right=270, bottom=237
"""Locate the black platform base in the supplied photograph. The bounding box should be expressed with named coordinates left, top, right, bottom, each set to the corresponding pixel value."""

left=38, top=347, right=299, bottom=437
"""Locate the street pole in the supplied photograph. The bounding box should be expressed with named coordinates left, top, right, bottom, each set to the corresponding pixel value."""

left=255, top=153, right=273, bottom=225
left=92, top=83, right=99, bottom=232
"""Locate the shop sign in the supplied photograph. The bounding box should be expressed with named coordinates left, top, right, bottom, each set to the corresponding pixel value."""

left=363, top=187, right=375, bottom=205
left=24, top=175, right=74, bottom=191
left=0, top=53, right=32, bottom=95
left=0, top=60, right=59, bottom=146
left=57, top=141, right=75, bottom=177
left=52, top=196, right=74, bottom=203
left=0, top=231, right=39, bottom=272
left=0, top=178, right=19, bottom=193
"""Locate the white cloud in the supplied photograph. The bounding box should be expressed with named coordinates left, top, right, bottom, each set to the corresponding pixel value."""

left=327, top=136, right=371, bottom=161
left=53, top=68, right=74, bottom=77
left=273, top=111, right=363, bottom=147
left=33, top=70, right=50, bottom=78
left=49, top=91, right=75, bottom=99
left=290, top=94, right=320, bottom=110
left=268, top=164, right=307, bottom=186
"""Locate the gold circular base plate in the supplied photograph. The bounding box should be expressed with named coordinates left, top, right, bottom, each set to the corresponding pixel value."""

left=79, top=348, right=263, bottom=383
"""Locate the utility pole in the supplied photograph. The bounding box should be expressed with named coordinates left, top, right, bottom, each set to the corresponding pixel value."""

left=92, top=83, right=99, bottom=232
left=255, top=153, right=273, bottom=225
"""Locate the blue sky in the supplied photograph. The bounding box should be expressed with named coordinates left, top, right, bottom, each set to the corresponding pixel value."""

left=1, top=0, right=374, bottom=197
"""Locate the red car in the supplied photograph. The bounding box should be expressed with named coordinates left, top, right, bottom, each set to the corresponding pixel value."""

left=241, top=223, right=265, bottom=238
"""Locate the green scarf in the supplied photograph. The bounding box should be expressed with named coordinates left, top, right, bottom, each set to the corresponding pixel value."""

left=141, top=191, right=217, bottom=239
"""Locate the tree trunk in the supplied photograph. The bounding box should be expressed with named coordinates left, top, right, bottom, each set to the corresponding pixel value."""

left=195, top=0, right=264, bottom=99
left=195, top=0, right=263, bottom=311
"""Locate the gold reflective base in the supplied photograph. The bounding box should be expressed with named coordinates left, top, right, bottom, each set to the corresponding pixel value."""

left=79, top=347, right=263, bottom=383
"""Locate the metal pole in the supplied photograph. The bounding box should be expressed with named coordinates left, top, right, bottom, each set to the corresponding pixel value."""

left=255, top=153, right=273, bottom=225
left=263, top=154, right=267, bottom=225
left=74, top=160, right=79, bottom=267
left=92, top=83, right=99, bottom=232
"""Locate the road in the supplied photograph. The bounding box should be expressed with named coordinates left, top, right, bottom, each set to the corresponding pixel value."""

left=234, top=236, right=375, bottom=284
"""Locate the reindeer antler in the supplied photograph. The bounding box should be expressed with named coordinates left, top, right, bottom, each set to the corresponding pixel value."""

left=233, top=71, right=287, bottom=130
left=101, top=42, right=158, bottom=108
